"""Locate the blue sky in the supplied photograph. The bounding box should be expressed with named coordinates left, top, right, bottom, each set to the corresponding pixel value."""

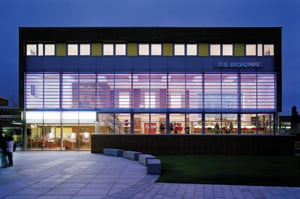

left=0, top=0, right=299, bottom=115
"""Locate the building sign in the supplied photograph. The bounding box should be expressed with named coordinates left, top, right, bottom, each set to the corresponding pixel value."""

left=215, top=62, right=262, bottom=68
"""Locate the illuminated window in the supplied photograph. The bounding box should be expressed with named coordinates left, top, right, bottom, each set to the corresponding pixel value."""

left=151, top=44, right=162, bottom=56
left=257, top=44, right=263, bottom=56
left=119, top=92, right=130, bottom=108
left=222, top=44, right=233, bottom=56
left=264, top=44, right=274, bottom=56
left=145, top=92, right=156, bottom=108
left=174, top=44, right=185, bottom=56
left=45, top=44, right=55, bottom=56
left=139, top=44, right=149, bottom=55
left=103, top=44, right=114, bottom=55
left=210, top=44, right=221, bottom=56
left=246, top=44, right=256, bottom=56
left=186, top=44, right=197, bottom=56
left=80, top=44, right=90, bottom=56
left=26, top=44, right=37, bottom=56
left=38, top=44, right=44, bottom=56
left=68, top=44, right=78, bottom=56
left=115, top=44, right=126, bottom=55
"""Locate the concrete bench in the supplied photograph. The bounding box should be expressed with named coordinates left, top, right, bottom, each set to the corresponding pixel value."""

left=103, top=148, right=124, bottom=157
left=139, top=154, right=156, bottom=166
left=147, top=158, right=161, bottom=175
left=123, top=151, right=141, bottom=161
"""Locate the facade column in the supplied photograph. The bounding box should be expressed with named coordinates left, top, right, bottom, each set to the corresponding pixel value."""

left=237, top=113, right=241, bottom=134
left=166, top=113, right=170, bottom=134
left=130, top=112, right=134, bottom=134
left=202, top=113, right=205, bottom=134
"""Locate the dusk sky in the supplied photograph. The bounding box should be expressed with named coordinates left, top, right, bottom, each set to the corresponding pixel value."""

left=0, top=0, right=299, bottom=115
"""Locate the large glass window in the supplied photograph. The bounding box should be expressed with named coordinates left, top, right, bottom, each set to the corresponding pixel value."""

left=169, top=74, right=185, bottom=109
left=115, top=114, right=131, bottom=134
left=241, top=74, right=257, bottom=109
left=44, top=74, right=60, bottom=108
left=25, top=74, right=43, bottom=108
left=257, top=74, right=275, bottom=109
left=170, top=114, right=185, bottom=134
left=186, top=74, right=202, bottom=109
left=78, top=74, right=96, bottom=109
left=187, top=113, right=202, bottom=134
left=62, top=74, right=78, bottom=109
left=133, top=74, right=150, bottom=108
left=97, top=74, right=114, bottom=108
left=115, top=74, right=131, bottom=108
left=151, top=74, right=167, bottom=108
left=222, top=74, right=238, bottom=109
left=222, top=114, right=237, bottom=134
left=204, top=74, right=221, bottom=109
left=205, top=114, right=221, bottom=134
left=241, top=114, right=257, bottom=134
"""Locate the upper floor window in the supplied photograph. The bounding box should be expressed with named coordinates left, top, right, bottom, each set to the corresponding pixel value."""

left=246, top=44, right=257, bottom=56
left=174, top=44, right=185, bottom=56
left=115, top=44, right=126, bottom=56
left=186, top=44, right=197, bottom=56
left=222, top=44, right=233, bottom=56
left=139, top=44, right=149, bottom=55
left=151, top=44, right=162, bottom=56
left=38, top=44, right=44, bottom=56
left=103, top=44, right=114, bottom=56
left=26, top=44, right=37, bottom=56
left=44, top=44, right=55, bottom=56
left=68, top=44, right=78, bottom=56
left=210, top=44, right=221, bottom=56
left=80, top=44, right=90, bottom=56
left=264, top=44, right=274, bottom=56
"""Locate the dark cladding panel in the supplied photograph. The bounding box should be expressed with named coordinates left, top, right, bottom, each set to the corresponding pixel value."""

left=131, top=57, right=150, bottom=73
left=79, top=57, right=97, bottom=72
left=167, top=57, right=186, bottom=72
left=149, top=57, right=168, bottom=72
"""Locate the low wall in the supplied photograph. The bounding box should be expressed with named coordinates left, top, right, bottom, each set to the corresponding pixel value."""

left=91, top=134, right=295, bottom=156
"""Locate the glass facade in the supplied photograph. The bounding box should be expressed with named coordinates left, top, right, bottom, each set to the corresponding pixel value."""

left=21, top=28, right=281, bottom=150
left=24, top=72, right=276, bottom=149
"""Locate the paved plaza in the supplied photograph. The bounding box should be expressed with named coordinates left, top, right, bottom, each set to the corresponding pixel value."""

left=0, top=151, right=299, bottom=199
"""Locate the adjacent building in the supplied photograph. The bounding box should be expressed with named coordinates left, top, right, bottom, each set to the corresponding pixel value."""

left=19, top=27, right=282, bottom=150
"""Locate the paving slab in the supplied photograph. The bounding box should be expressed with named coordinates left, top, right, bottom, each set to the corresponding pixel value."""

left=1, top=151, right=300, bottom=199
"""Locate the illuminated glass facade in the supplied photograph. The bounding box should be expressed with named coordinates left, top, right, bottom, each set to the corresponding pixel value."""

left=20, top=28, right=281, bottom=150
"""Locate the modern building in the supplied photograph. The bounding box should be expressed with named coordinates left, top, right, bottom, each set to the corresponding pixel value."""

left=19, top=27, right=281, bottom=151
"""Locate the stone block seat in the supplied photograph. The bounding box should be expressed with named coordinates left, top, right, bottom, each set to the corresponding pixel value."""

left=147, top=158, right=161, bottom=175
left=139, top=154, right=156, bottom=166
left=103, top=148, right=124, bottom=157
left=123, top=150, right=141, bottom=161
